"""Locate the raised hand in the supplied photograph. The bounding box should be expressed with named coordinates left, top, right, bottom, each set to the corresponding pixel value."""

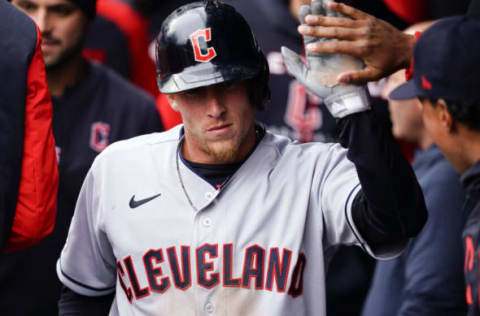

left=281, top=0, right=370, bottom=118
left=298, top=1, right=415, bottom=85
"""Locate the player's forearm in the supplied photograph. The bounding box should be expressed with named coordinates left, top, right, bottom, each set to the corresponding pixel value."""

left=58, top=285, right=114, bottom=316
left=337, top=108, right=427, bottom=249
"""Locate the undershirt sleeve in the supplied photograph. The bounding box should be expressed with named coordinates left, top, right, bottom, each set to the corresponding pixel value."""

left=338, top=104, right=427, bottom=256
left=59, top=285, right=114, bottom=316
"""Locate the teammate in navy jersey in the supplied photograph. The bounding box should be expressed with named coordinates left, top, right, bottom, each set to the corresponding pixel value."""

left=83, top=0, right=158, bottom=96
left=0, top=0, right=163, bottom=314
left=387, top=16, right=480, bottom=316
left=0, top=1, right=58, bottom=254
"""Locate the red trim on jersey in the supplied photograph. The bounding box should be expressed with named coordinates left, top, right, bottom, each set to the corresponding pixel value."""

left=381, top=0, right=428, bottom=24
left=265, top=248, right=292, bottom=293
left=4, top=28, right=59, bottom=253
left=142, top=249, right=171, bottom=294
left=466, top=285, right=473, bottom=305
left=96, top=0, right=157, bottom=96
left=124, top=256, right=150, bottom=299
left=156, top=93, right=182, bottom=130
left=196, top=243, right=220, bottom=289
left=241, top=244, right=266, bottom=290
left=288, top=252, right=306, bottom=298
left=223, top=243, right=241, bottom=287
left=117, top=260, right=134, bottom=303
left=166, top=246, right=192, bottom=291
left=405, top=31, right=423, bottom=81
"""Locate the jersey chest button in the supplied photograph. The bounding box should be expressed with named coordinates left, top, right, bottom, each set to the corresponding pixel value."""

left=204, top=191, right=215, bottom=200
left=205, top=301, right=215, bottom=313
left=202, top=217, right=212, bottom=227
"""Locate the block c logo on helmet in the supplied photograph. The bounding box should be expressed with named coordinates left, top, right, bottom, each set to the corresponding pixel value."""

left=190, top=28, right=217, bottom=62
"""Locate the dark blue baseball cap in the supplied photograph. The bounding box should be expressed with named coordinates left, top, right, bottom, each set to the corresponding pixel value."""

left=390, top=16, right=480, bottom=101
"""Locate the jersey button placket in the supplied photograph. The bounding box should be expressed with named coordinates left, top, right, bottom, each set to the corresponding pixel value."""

left=202, top=217, right=212, bottom=228
left=205, top=191, right=214, bottom=200
left=205, top=301, right=215, bottom=314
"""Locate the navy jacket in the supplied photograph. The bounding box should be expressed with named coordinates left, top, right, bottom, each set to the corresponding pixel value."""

left=362, top=146, right=467, bottom=316
left=462, top=160, right=480, bottom=316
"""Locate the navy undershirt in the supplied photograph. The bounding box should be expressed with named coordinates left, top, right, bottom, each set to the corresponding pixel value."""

left=184, top=160, right=243, bottom=189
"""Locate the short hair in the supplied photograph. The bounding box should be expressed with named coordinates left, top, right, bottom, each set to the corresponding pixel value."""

left=427, top=97, right=480, bottom=132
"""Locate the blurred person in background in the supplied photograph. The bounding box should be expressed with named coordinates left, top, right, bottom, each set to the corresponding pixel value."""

left=81, top=0, right=192, bottom=129
left=387, top=16, right=480, bottom=315
left=83, top=0, right=157, bottom=96
left=0, top=1, right=58, bottom=256
left=0, top=0, right=163, bottom=314
left=362, top=65, right=467, bottom=316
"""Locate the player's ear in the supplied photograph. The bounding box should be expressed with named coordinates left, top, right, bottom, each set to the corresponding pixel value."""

left=166, top=94, right=179, bottom=112
left=437, top=99, right=455, bottom=132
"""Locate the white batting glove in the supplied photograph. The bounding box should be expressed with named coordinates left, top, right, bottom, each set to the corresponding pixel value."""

left=281, top=0, right=370, bottom=118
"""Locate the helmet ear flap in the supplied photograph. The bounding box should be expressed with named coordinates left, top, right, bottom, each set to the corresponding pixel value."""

left=258, top=58, right=271, bottom=110
left=248, top=58, right=270, bottom=111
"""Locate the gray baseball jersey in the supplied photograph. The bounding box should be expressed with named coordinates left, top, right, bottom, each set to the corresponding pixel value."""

left=57, top=125, right=402, bottom=315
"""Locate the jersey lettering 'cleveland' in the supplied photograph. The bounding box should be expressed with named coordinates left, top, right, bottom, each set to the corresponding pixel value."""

left=116, top=243, right=305, bottom=302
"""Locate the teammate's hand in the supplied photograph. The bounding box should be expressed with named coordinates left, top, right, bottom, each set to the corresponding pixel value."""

left=281, top=0, right=370, bottom=118
left=298, top=1, right=415, bottom=85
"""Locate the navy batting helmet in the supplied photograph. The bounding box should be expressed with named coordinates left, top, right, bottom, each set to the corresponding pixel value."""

left=155, top=0, right=269, bottom=108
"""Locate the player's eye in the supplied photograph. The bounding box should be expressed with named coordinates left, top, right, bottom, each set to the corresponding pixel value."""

left=16, top=1, right=37, bottom=12
left=182, top=87, right=206, bottom=98
left=50, top=4, right=75, bottom=16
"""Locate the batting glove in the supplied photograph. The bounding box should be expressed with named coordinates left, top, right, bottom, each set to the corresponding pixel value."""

left=281, top=0, right=370, bottom=119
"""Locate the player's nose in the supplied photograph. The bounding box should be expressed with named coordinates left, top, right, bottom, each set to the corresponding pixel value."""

left=205, top=91, right=226, bottom=118
left=32, top=10, right=53, bottom=34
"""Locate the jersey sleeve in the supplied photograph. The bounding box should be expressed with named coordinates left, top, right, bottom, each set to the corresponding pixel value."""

left=57, top=160, right=117, bottom=296
left=319, top=144, right=405, bottom=260
left=318, top=145, right=362, bottom=249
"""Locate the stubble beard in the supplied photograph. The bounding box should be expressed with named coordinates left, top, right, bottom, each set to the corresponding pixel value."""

left=202, top=138, right=241, bottom=164
left=44, top=35, right=86, bottom=72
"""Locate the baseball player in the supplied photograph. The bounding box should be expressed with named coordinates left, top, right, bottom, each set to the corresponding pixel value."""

left=56, top=1, right=427, bottom=315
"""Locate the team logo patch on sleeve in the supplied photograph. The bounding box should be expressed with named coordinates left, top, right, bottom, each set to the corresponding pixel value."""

left=90, top=122, right=110, bottom=152
left=190, top=28, right=217, bottom=63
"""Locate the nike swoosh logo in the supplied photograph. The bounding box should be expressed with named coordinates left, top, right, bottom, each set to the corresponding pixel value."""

left=129, top=193, right=161, bottom=209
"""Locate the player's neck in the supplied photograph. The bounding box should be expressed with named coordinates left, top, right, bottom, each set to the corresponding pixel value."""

left=454, top=127, right=480, bottom=174
left=418, top=129, right=433, bottom=150
left=46, top=55, right=87, bottom=97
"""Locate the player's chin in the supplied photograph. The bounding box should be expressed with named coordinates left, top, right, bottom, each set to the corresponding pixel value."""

left=207, top=140, right=241, bottom=163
